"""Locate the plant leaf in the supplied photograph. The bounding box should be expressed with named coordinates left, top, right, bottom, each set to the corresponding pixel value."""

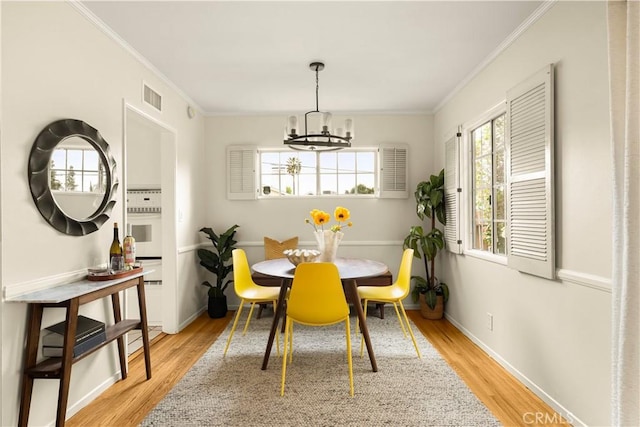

left=440, top=282, right=450, bottom=304
left=425, top=290, right=437, bottom=310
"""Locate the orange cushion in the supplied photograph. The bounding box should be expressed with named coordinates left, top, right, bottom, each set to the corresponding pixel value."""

left=264, top=236, right=298, bottom=260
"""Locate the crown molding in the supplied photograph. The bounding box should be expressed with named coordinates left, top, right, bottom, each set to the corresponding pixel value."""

left=68, top=0, right=205, bottom=115
left=434, top=0, right=557, bottom=113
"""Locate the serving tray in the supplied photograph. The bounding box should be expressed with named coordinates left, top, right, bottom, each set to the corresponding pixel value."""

left=87, top=266, right=143, bottom=282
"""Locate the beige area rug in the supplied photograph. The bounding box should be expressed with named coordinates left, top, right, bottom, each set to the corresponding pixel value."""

left=141, top=311, right=500, bottom=427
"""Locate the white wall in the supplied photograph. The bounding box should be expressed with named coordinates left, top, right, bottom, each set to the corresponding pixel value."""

left=433, top=2, right=611, bottom=426
left=204, top=114, right=434, bottom=306
left=1, top=3, right=206, bottom=426
left=126, top=116, right=162, bottom=189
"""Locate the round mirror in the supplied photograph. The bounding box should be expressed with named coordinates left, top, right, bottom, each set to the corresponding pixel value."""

left=28, top=119, right=118, bottom=236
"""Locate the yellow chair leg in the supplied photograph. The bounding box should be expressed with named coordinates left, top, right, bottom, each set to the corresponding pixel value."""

left=392, top=302, right=408, bottom=337
left=242, top=302, right=257, bottom=335
left=281, top=317, right=291, bottom=396
left=398, top=301, right=421, bottom=358
left=355, top=300, right=361, bottom=336
left=223, top=301, right=245, bottom=357
left=345, top=317, right=354, bottom=397
left=288, top=321, right=294, bottom=363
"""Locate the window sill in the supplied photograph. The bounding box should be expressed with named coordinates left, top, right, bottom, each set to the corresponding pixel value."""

left=463, top=249, right=507, bottom=266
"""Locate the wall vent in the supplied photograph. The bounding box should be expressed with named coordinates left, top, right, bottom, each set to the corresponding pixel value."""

left=143, top=83, right=162, bottom=112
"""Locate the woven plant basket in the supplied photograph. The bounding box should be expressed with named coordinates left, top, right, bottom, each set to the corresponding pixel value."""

left=419, top=294, right=444, bottom=320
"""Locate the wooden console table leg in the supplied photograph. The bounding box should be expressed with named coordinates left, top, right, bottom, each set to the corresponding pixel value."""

left=18, top=303, right=44, bottom=427
left=111, top=292, right=128, bottom=380
left=56, top=299, right=80, bottom=427
left=136, top=276, right=152, bottom=379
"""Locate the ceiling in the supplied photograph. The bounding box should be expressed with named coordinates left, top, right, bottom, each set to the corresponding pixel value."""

left=81, top=1, right=544, bottom=115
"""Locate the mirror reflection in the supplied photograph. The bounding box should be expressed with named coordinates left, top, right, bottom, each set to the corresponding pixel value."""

left=49, top=137, right=108, bottom=220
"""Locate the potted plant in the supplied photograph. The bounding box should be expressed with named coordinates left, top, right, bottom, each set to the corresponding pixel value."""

left=197, top=225, right=239, bottom=318
left=403, top=169, right=450, bottom=319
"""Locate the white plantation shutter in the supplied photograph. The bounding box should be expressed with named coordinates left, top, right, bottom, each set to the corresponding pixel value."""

left=227, top=145, right=257, bottom=200
left=506, top=64, right=555, bottom=279
left=444, top=130, right=462, bottom=254
left=379, top=144, right=409, bottom=198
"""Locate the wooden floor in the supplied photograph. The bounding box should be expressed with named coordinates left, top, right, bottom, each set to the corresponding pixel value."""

left=67, top=310, right=567, bottom=427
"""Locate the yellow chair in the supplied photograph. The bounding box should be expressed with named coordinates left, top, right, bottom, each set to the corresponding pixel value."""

left=356, top=249, right=421, bottom=358
left=224, top=249, right=282, bottom=357
left=281, top=262, right=354, bottom=397
left=254, top=236, right=299, bottom=318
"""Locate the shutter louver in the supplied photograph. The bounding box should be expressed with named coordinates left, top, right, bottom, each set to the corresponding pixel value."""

left=506, top=64, right=554, bottom=279
left=444, top=131, right=462, bottom=254
left=227, top=146, right=257, bottom=200
left=379, top=144, right=409, bottom=198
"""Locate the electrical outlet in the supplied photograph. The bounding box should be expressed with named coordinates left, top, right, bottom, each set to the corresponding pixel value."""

left=487, top=313, right=494, bottom=331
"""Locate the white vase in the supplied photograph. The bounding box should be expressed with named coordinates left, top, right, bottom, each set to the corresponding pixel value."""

left=314, top=230, right=343, bottom=263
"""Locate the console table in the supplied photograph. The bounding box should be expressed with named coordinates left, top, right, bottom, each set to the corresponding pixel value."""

left=8, top=270, right=152, bottom=427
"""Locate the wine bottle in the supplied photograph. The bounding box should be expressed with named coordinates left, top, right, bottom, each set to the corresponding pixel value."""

left=123, top=223, right=136, bottom=270
left=109, top=222, right=123, bottom=271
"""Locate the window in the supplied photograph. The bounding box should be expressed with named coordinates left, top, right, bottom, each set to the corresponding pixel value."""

left=259, top=150, right=376, bottom=197
left=447, top=64, right=555, bottom=279
left=49, top=147, right=106, bottom=193
left=471, top=113, right=506, bottom=255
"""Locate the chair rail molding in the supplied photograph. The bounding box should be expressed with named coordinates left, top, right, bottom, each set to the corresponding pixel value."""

left=555, top=268, right=611, bottom=293
left=3, top=269, right=88, bottom=300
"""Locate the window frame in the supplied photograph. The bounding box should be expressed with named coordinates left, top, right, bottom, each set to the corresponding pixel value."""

left=462, top=102, right=508, bottom=264
left=256, top=147, right=380, bottom=199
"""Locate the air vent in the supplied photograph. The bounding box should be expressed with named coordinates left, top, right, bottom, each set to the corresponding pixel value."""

left=143, top=83, right=162, bottom=112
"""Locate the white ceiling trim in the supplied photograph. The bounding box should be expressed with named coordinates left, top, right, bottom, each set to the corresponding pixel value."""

left=433, top=0, right=557, bottom=113
left=69, top=0, right=205, bottom=115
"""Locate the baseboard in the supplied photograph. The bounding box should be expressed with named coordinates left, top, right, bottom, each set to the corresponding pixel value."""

left=444, top=314, right=586, bottom=427
left=57, top=370, right=121, bottom=426
left=178, top=306, right=207, bottom=332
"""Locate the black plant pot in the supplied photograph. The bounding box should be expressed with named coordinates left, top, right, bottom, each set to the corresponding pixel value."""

left=208, top=295, right=228, bottom=318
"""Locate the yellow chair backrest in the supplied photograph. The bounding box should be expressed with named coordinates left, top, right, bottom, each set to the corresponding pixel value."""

left=287, top=263, right=349, bottom=325
left=232, top=249, right=256, bottom=294
left=394, top=248, right=415, bottom=298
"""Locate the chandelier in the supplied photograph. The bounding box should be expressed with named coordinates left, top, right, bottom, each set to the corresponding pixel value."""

left=284, top=62, right=354, bottom=151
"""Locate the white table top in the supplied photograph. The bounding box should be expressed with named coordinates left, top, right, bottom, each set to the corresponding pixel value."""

left=252, top=257, right=388, bottom=280
left=6, top=270, right=151, bottom=304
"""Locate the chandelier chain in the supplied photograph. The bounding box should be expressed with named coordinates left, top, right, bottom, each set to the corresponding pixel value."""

left=315, top=66, right=320, bottom=112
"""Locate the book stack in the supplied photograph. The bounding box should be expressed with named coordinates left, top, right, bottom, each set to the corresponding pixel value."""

left=42, top=315, right=106, bottom=358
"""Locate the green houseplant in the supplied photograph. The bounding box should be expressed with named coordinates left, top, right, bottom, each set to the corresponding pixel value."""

left=403, top=169, right=450, bottom=319
left=197, top=225, right=239, bottom=318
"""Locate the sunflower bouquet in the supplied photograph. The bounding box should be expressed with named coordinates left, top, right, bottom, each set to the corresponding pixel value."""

left=305, top=207, right=353, bottom=233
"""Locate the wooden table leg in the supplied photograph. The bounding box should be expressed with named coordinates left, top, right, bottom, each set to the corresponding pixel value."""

left=261, top=279, right=289, bottom=370
left=135, top=276, right=152, bottom=379
left=18, top=303, right=44, bottom=427
left=56, top=299, right=80, bottom=427
left=111, top=292, right=128, bottom=380
left=344, top=279, right=378, bottom=372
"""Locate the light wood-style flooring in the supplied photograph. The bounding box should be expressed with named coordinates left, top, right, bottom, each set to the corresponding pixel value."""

left=67, top=310, right=568, bottom=427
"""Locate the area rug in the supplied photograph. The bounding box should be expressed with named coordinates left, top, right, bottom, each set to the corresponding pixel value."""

left=141, top=312, right=500, bottom=427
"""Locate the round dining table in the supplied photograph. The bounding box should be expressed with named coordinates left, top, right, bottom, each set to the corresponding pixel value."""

left=252, top=257, right=388, bottom=372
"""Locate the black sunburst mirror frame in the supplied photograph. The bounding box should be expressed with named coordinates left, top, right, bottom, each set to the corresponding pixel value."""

left=28, top=119, right=118, bottom=236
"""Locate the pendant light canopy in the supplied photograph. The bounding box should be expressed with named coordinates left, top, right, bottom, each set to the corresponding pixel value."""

left=284, top=62, right=354, bottom=151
